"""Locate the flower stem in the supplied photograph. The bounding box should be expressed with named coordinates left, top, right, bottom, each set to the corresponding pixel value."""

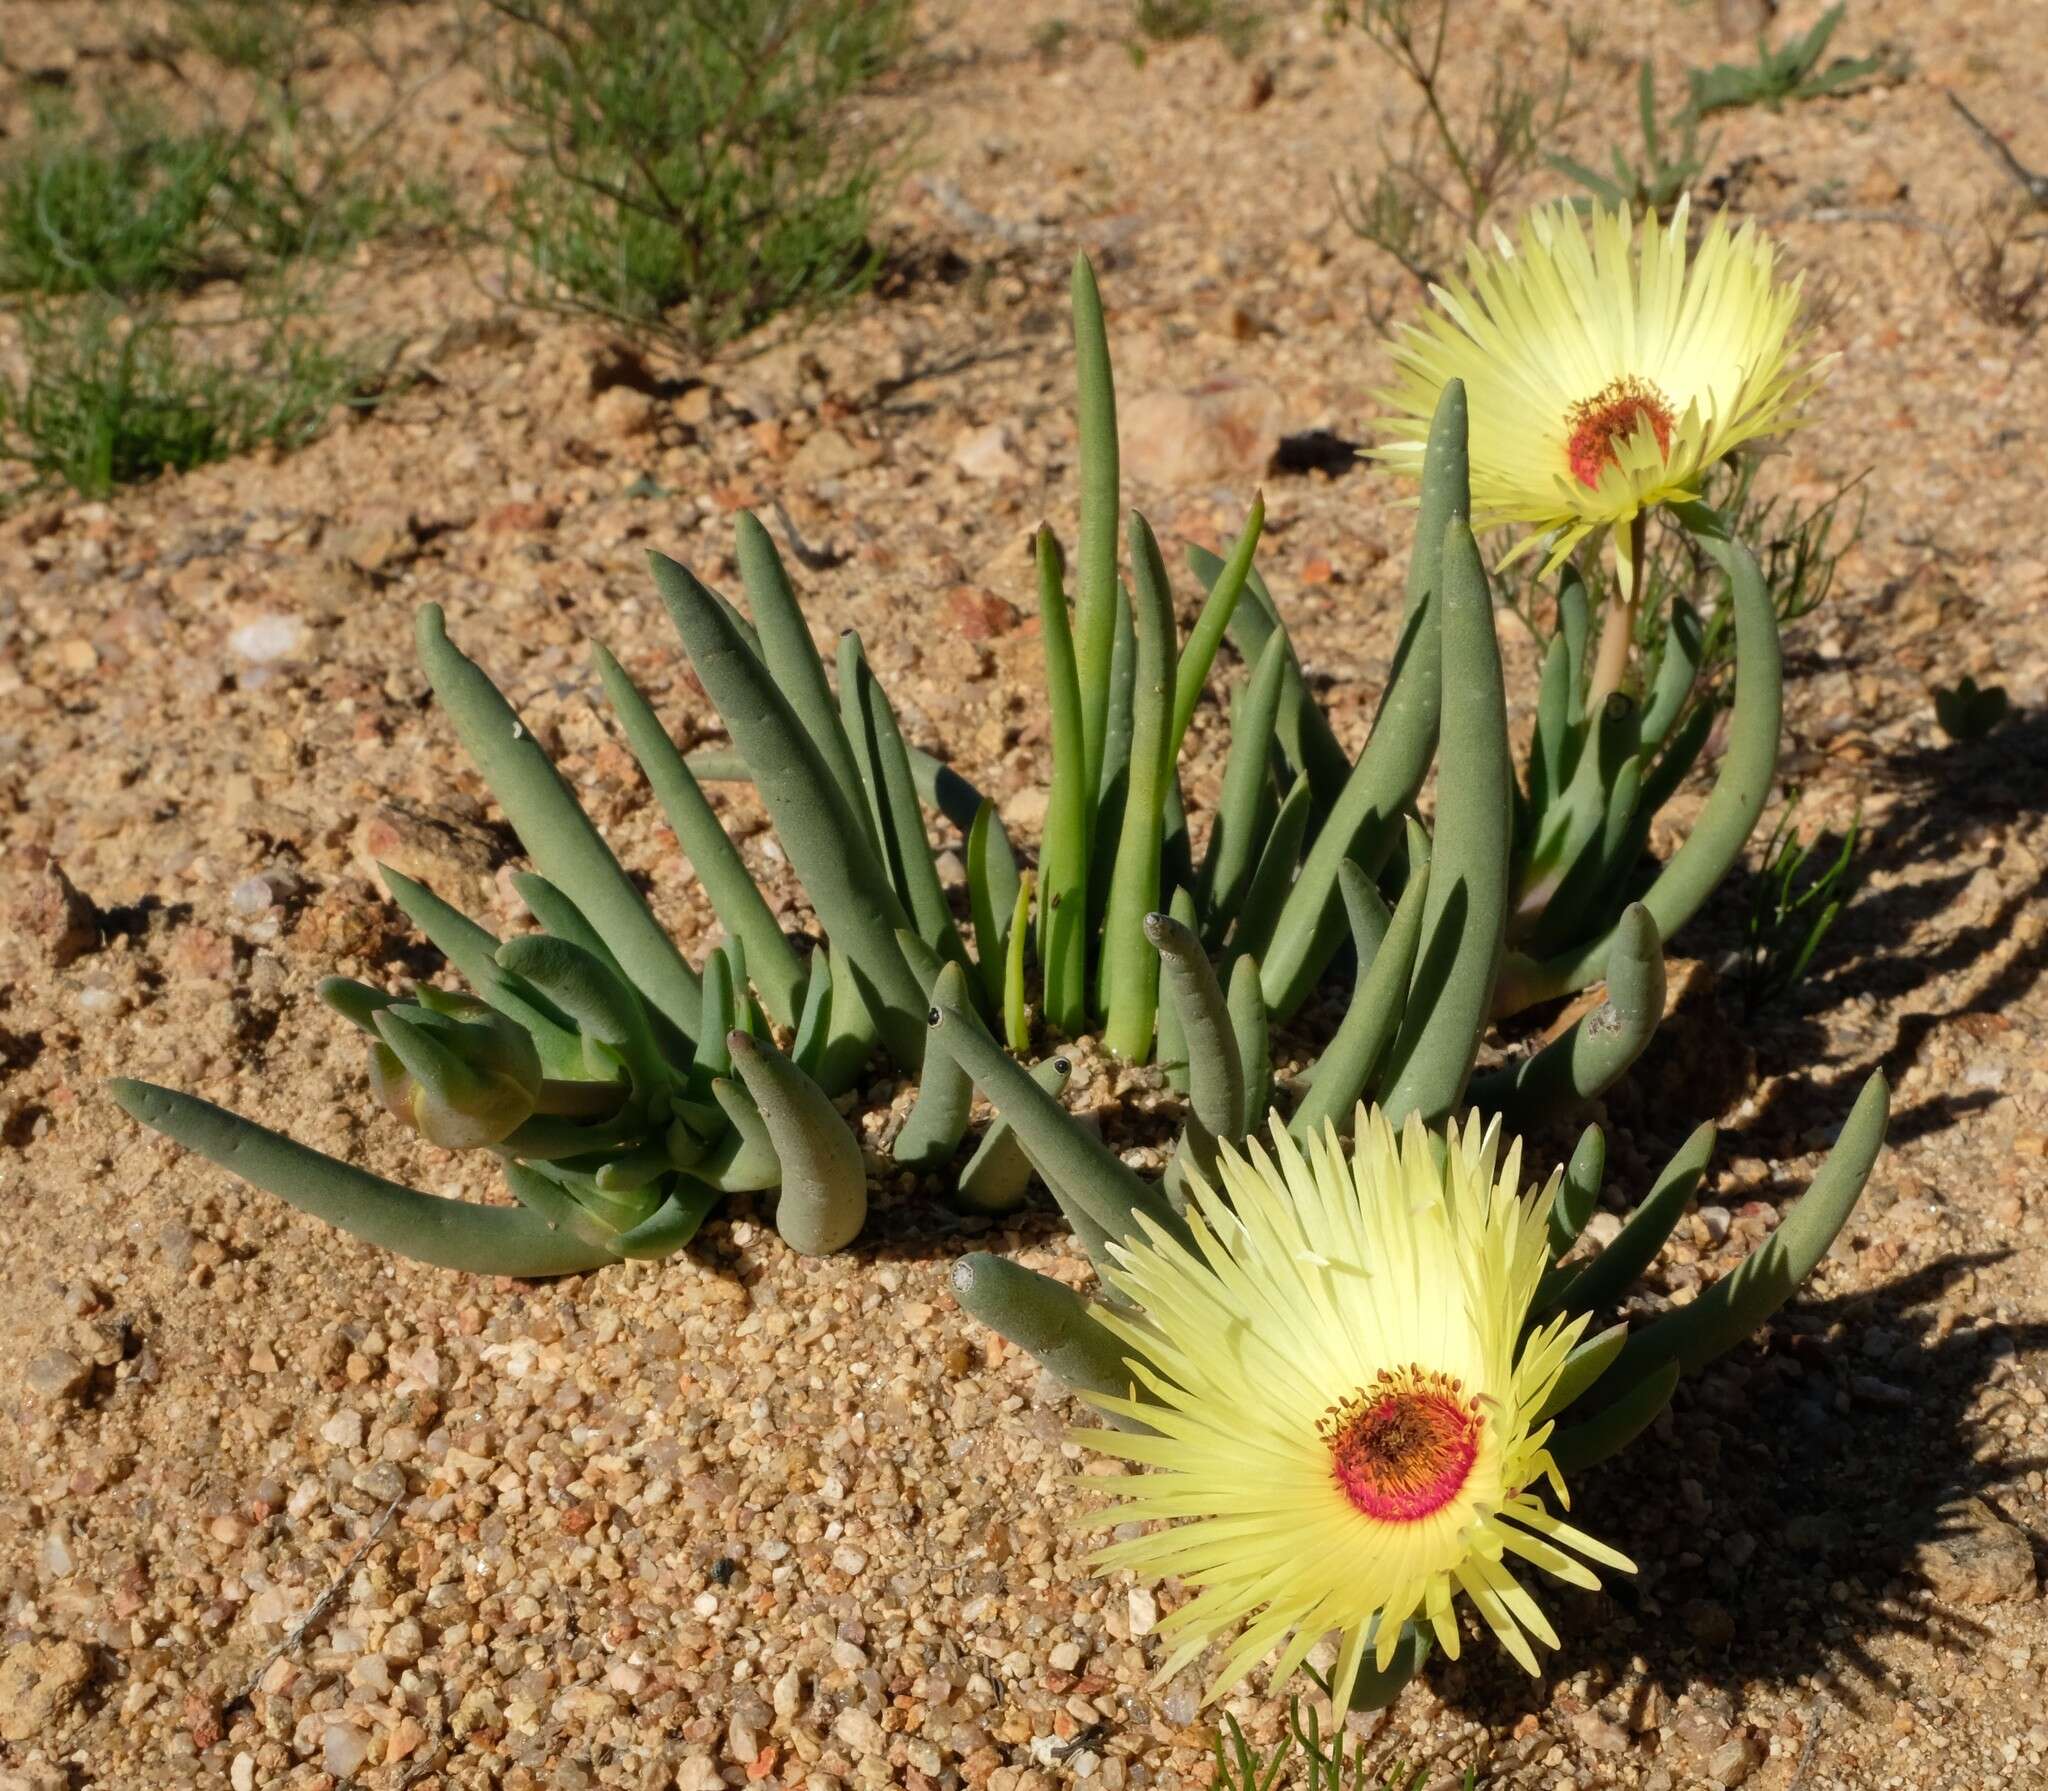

left=1585, top=511, right=1648, bottom=715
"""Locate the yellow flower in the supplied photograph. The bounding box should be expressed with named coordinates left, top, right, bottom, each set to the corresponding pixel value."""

left=1075, top=1109, right=1631, bottom=1713
left=1376, top=197, right=1822, bottom=599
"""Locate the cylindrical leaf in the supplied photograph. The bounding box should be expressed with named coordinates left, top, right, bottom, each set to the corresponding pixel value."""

left=110, top=1081, right=618, bottom=1275
left=728, top=1031, right=867, bottom=1255
left=950, top=1252, right=1152, bottom=1428
left=1378, top=518, right=1511, bottom=1128
left=415, top=606, right=702, bottom=1042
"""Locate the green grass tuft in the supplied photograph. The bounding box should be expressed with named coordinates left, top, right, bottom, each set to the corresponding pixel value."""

left=0, top=299, right=370, bottom=499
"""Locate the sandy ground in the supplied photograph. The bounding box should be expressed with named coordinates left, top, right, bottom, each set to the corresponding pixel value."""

left=3, top=1, right=2048, bottom=1786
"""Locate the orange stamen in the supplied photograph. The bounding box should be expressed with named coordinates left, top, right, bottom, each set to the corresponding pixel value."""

left=1565, top=377, right=1675, bottom=489
left=1319, top=1366, right=1483, bottom=1523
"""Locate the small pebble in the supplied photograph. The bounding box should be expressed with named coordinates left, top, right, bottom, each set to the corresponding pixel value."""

left=324, top=1720, right=370, bottom=1778
left=228, top=615, right=309, bottom=663
left=25, top=1350, right=91, bottom=1404
left=321, top=1411, right=364, bottom=1449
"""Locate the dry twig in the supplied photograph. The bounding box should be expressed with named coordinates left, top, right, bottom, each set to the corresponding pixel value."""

left=230, top=1493, right=404, bottom=1709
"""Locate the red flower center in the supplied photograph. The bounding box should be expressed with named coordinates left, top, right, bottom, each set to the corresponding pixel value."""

left=1320, top=1367, right=1483, bottom=1523
left=1565, top=377, right=1675, bottom=489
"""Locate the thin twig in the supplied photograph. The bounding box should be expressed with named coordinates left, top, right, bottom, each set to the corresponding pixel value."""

left=231, top=1493, right=403, bottom=1708
left=1946, top=93, right=2048, bottom=208
left=1785, top=1694, right=1827, bottom=1791
left=772, top=499, right=844, bottom=572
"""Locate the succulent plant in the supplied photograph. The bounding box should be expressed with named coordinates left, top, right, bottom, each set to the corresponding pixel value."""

left=1484, top=501, right=1782, bottom=1016
left=925, top=383, right=1687, bottom=1259
left=109, top=508, right=1040, bottom=1268
left=938, top=280, right=1888, bottom=1703
left=952, top=1063, right=1890, bottom=1709
left=111, top=252, right=1795, bottom=1272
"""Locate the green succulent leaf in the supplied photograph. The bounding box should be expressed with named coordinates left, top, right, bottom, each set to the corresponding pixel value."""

left=650, top=549, right=927, bottom=1071
left=112, top=1081, right=619, bottom=1276
left=592, top=641, right=805, bottom=1029
left=1288, top=830, right=1432, bottom=1142
left=414, top=605, right=702, bottom=1043
left=1609, top=1072, right=1888, bottom=1383
left=1100, top=515, right=1179, bottom=1059
left=728, top=1030, right=866, bottom=1255
left=955, top=1053, right=1074, bottom=1216
left=1258, top=380, right=1462, bottom=1018
left=1378, top=516, right=1511, bottom=1128
left=950, top=1252, right=1153, bottom=1428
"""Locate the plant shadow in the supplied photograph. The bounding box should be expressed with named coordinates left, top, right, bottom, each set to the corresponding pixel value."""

left=1430, top=1250, right=2045, bottom=1732
left=1676, top=703, right=2048, bottom=1159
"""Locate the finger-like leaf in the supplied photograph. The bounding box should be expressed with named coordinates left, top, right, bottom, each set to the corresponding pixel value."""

left=1610, top=1072, right=1888, bottom=1382
left=650, top=550, right=927, bottom=1069
left=111, top=1081, right=618, bottom=1275
left=1193, top=548, right=1350, bottom=811
left=1289, top=831, right=1432, bottom=1141
left=1378, top=517, right=1511, bottom=1127
left=929, top=991, right=1190, bottom=1255
left=1101, top=516, right=1178, bottom=1059
left=1198, top=629, right=1287, bottom=946
left=496, top=933, right=671, bottom=1095
left=512, top=871, right=627, bottom=984
left=1226, top=955, right=1271, bottom=1137
left=1071, top=253, right=1120, bottom=795
left=1471, top=905, right=1666, bottom=1125
left=1168, top=495, right=1263, bottom=761
left=1228, top=771, right=1313, bottom=966
left=1546, top=1119, right=1717, bottom=1320
left=1506, top=503, right=1783, bottom=1007
left=1035, top=528, right=1093, bottom=1034
left=375, top=866, right=585, bottom=1079
left=1550, top=1124, right=1605, bottom=1261
left=734, top=510, right=873, bottom=837
left=895, top=962, right=976, bottom=1170
left=839, top=630, right=973, bottom=980
left=593, top=641, right=804, bottom=1029
left=415, top=605, right=702, bottom=1042
left=1258, top=381, right=1463, bottom=1017
left=1004, top=870, right=1034, bottom=1052
left=610, top=1180, right=722, bottom=1260
left=1547, top=1360, right=1679, bottom=1475
left=1149, top=910, right=1243, bottom=1201
left=955, top=1053, right=1073, bottom=1215
left=950, top=1252, right=1153, bottom=1427
left=1534, top=1321, right=1628, bottom=1423
left=728, top=1030, right=866, bottom=1255
left=698, top=1077, right=780, bottom=1191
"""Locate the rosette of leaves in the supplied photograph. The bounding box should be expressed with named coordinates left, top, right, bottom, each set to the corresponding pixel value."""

left=1183, top=470, right=1791, bottom=1035
left=685, top=266, right=1674, bottom=1220
left=110, top=509, right=1044, bottom=1268
left=912, top=382, right=1685, bottom=1236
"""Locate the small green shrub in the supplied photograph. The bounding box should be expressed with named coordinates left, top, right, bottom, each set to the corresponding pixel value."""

left=1550, top=62, right=1713, bottom=219
left=1333, top=0, right=1582, bottom=288
left=488, top=0, right=912, bottom=355
left=0, top=103, right=444, bottom=301
left=0, top=299, right=367, bottom=498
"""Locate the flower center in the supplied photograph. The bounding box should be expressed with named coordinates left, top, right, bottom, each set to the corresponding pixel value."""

left=1565, top=376, right=1675, bottom=489
left=1319, top=1366, right=1482, bottom=1523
